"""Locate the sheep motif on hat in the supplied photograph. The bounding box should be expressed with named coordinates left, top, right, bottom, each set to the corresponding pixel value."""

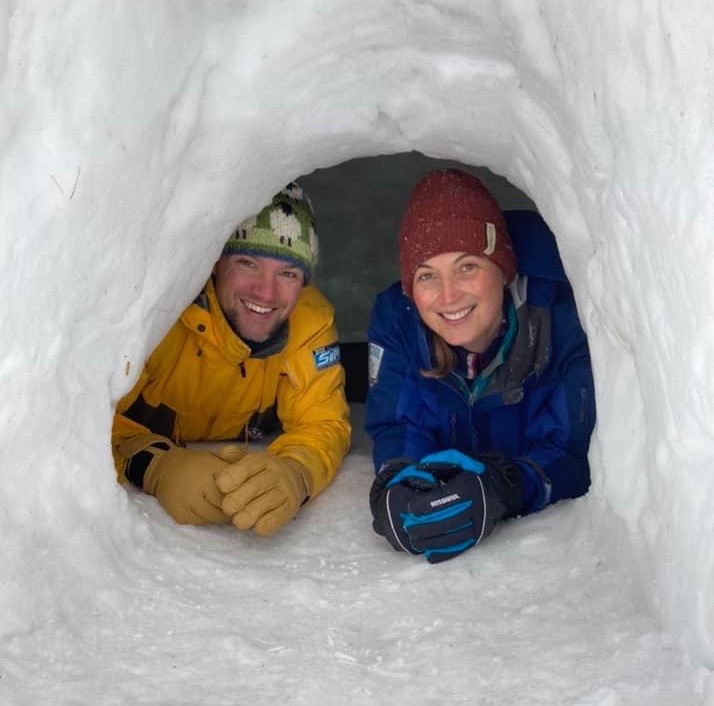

left=223, top=182, right=319, bottom=282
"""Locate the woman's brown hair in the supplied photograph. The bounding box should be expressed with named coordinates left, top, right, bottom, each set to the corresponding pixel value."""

left=421, top=333, right=456, bottom=379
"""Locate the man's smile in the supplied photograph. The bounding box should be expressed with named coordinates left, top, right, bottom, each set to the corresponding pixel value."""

left=242, top=299, right=275, bottom=315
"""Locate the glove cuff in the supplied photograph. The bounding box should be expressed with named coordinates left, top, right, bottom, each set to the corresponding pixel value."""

left=479, top=454, right=528, bottom=518
left=282, top=458, right=312, bottom=505
left=499, top=468, right=527, bottom=518
left=118, top=434, right=175, bottom=490
left=513, top=458, right=552, bottom=513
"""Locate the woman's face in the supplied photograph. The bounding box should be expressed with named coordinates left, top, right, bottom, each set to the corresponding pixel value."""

left=412, top=251, right=506, bottom=353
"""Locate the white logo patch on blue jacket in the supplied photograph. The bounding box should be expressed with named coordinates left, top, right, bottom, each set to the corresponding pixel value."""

left=368, top=342, right=384, bottom=386
left=313, top=343, right=341, bottom=371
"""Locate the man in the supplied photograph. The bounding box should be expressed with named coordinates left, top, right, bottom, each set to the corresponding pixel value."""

left=112, top=183, right=351, bottom=535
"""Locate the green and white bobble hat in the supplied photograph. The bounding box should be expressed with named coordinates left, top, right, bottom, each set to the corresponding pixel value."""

left=223, top=182, right=319, bottom=283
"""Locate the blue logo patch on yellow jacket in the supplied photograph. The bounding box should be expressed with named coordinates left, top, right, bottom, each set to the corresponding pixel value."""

left=313, top=343, right=341, bottom=371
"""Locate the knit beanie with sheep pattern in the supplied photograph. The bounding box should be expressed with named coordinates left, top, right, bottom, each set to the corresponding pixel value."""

left=222, top=182, right=319, bottom=283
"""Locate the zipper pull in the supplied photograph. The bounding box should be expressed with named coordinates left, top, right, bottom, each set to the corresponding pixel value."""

left=239, top=362, right=246, bottom=378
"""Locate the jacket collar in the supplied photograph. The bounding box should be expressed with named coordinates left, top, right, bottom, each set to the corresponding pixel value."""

left=183, top=279, right=253, bottom=364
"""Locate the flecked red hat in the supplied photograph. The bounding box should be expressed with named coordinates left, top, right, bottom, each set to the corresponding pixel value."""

left=399, top=169, right=517, bottom=298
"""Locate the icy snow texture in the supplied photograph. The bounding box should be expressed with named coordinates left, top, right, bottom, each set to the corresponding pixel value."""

left=1, top=0, right=714, bottom=701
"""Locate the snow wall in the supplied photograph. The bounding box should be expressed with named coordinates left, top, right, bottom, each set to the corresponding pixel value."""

left=2, top=1, right=713, bottom=668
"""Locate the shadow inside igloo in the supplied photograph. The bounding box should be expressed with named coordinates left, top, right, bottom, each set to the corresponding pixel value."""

left=299, top=151, right=537, bottom=402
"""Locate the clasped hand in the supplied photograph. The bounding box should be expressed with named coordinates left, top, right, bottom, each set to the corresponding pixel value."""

left=136, top=439, right=308, bottom=534
left=370, top=449, right=506, bottom=563
left=216, top=451, right=310, bottom=536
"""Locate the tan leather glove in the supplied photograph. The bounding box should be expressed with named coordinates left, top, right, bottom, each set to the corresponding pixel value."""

left=214, top=444, right=248, bottom=464
left=216, top=451, right=312, bottom=535
left=118, top=435, right=247, bottom=526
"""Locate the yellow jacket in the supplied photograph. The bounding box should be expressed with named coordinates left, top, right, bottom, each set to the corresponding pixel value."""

left=112, top=279, right=351, bottom=496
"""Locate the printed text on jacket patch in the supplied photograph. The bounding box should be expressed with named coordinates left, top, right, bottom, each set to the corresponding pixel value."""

left=313, top=343, right=341, bottom=371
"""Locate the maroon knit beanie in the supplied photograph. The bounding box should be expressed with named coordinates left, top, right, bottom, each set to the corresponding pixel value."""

left=399, top=169, right=517, bottom=298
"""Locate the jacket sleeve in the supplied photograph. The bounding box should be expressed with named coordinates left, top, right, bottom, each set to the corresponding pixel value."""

left=364, top=286, right=439, bottom=471
left=267, top=317, right=351, bottom=498
left=110, top=321, right=186, bottom=480
left=514, top=293, right=596, bottom=513
left=111, top=363, right=156, bottom=482
left=111, top=318, right=192, bottom=481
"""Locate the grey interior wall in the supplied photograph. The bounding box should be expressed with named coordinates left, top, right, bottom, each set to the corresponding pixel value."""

left=300, top=151, right=535, bottom=342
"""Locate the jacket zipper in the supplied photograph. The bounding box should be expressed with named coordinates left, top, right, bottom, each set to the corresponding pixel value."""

left=449, top=413, right=458, bottom=447
left=438, top=375, right=479, bottom=454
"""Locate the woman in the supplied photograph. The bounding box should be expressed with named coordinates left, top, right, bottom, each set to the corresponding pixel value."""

left=366, top=169, right=596, bottom=563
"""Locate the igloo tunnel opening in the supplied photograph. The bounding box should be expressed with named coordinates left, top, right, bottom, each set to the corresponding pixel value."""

left=3, top=2, right=714, bottom=698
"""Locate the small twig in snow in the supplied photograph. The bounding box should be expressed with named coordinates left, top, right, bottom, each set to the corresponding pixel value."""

left=69, top=167, right=80, bottom=200
left=50, top=174, right=64, bottom=195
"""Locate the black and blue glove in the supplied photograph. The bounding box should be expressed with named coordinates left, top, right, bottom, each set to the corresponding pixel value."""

left=369, top=450, right=525, bottom=563
left=369, top=458, right=438, bottom=555
left=400, top=449, right=523, bottom=563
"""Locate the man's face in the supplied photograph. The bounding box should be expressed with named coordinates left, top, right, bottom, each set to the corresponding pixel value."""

left=213, top=254, right=305, bottom=342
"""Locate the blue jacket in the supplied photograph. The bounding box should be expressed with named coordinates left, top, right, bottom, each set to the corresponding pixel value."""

left=365, top=210, right=596, bottom=514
